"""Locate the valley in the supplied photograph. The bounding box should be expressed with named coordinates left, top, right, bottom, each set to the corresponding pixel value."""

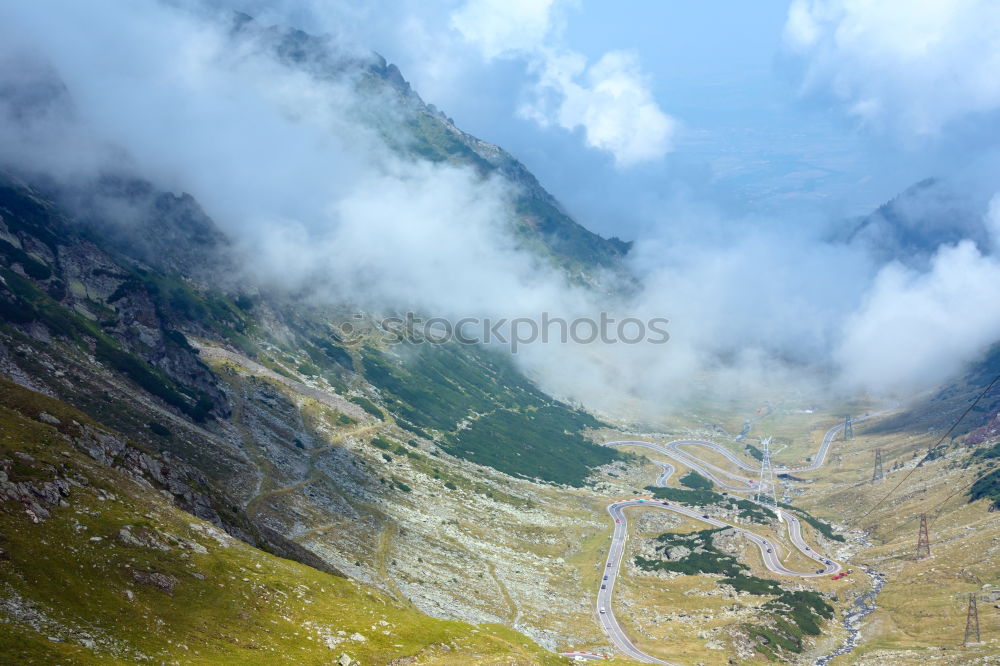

left=3, top=4, right=1000, bottom=664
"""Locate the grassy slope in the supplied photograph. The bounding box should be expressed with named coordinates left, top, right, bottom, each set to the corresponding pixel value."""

left=359, top=343, right=618, bottom=486
left=0, top=381, right=564, bottom=665
left=778, top=413, right=1000, bottom=663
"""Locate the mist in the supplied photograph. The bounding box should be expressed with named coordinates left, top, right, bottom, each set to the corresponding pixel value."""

left=3, top=0, right=1000, bottom=418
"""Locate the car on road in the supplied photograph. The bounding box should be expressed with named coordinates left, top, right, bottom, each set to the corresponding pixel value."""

left=615, top=519, right=620, bottom=523
left=702, top=514, right=709, bottom=519
left=767, top=548, right=772, bottom=553
left=601, top=585, right=606, bottom=589
left=607, top=563, right=612, bottom=568
left=816, top=569, right=824, bottom=574
left=599, top=608, right=606, bottom=614
left=603, top=576, right=608, bottom=580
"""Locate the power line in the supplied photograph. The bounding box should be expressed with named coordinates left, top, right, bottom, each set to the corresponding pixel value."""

left=925, top=372, right=1000, bottom=453
left=853, top=372, right=1000, bottom=528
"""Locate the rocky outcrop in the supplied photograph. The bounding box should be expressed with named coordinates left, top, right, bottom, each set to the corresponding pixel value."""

left=0, top=455, right=76, bottom=523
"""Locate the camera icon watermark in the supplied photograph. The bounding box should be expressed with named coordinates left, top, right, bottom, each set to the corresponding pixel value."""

left=335, top=312, right=669, bottom=353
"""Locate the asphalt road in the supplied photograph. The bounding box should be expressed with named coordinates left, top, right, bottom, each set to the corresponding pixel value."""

left=589, top=412, right=889, bottom=663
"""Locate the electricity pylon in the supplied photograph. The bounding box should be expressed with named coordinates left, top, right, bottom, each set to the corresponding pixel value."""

left=755, top=436, right=781, bottom=521
left=843, top=416, right=854, bottom=440
left=915, top=514, right=931, bottom=559
left=964, top=593, right=981, bottom=646
left=872, top=448, right=885, bottom=483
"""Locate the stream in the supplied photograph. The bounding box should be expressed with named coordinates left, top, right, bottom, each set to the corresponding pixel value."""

left=814, top=566, right=887, bottom=665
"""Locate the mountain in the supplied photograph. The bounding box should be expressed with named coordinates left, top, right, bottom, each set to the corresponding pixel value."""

left=230, top=13, right=631, bottom=281
left=0, top=11, right=641, bottom=655
left=832, top=177, right=992, bottom=268
left=0, top=376, right=561, bottom=664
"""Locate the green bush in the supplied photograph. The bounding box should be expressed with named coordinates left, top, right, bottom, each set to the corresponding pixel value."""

left=293, top=362, right=317, bottom=376
left=359, top=342, right=616, bottom=486
left=969, top=467, right=1000, bottom=509
left=639, top=526, right=832, bottom=657
left=645, top=485, right=726, bottom=505
left=349, top=395, right=382, bottom=418
left=0, top=239, right=51, bottom=280
left=148, top=421, right=172, bottom=438
left=371, top=437, right=392, bottom=450
left=679, top=471, right=713, bottom=490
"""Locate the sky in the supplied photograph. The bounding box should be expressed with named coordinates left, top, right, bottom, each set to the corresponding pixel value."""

left=246, top=0, right=972, bottom=239
left=3, top=0, right=1000, bottom=415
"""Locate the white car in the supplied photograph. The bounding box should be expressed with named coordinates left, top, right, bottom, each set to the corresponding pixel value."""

left=599, top=608, right=606, bottom=614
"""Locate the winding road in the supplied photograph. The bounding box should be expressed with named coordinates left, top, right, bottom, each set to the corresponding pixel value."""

left=590, top=411, right=888, bottom=664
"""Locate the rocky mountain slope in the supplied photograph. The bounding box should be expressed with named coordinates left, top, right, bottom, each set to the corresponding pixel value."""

left=229, top=13, right=631, bottom=281
left=0, top=164, right=635, bottom=652
left=831, top=178, right=993, bottom=269
left=0, top=377, right=562, bottom=665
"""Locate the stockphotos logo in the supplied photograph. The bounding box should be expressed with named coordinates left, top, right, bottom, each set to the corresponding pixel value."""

left=337, top=313, right=670, bottom=353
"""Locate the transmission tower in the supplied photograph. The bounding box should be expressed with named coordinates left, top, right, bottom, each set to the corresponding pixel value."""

left=755, top=436, right=781, bottom=521
left=964, top=593, right=981, bottom=646
left=843, top=415, right=854, bottom=440
left=915, top=514, right=931, bottom=559
left=872, top=448, right=885, bottom=483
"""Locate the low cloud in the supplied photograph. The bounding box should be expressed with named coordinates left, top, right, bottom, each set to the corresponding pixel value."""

left=836, top=240, right=1000, bottom=393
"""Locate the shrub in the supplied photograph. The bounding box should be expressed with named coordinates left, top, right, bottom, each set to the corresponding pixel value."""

left=679, top=471, right=713, bottom=490
left=148, top=421, right=172, bottom=438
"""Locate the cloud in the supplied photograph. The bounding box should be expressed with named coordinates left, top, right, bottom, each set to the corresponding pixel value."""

left=836, top=240, right=1000, bottom=393
left=783, top=0, right=1000, bottom=136
left=450, top=0, right=561, bottom=60
left=448, top=0, right=674, bottom=166
left=5, top=0, right=1000, bottom=419
left=519, top=49, right=676, bottom=167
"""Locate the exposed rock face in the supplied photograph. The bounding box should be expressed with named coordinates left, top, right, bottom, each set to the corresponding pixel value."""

left=967, top=410, right=1000, bottom=447
left=0, top=178, right=230, bottom=422
left=116, top=525, right=171, bottom=551
left=0, top=462, right=74, bottom=523
left=130, top=570, right=180, bottom=595
left=71, top=423, right=224, bottom=527
left=665, top=545, right=691, bottom=561
left=710, top=527, right=742, bottom=555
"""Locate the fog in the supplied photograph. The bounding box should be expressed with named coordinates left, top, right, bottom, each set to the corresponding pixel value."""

left=2, top=0, right=1000, bottom=417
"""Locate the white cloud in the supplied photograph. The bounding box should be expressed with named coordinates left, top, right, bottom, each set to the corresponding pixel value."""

left=520, top=49, right=676, bottom=167
left=784, top=0, right=1000, bottom=135
left=837, top=240, right=1000, bottom=393
left=450, top=0, right=560, bottom=60
left=449, top=0, right=674, bottom=166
